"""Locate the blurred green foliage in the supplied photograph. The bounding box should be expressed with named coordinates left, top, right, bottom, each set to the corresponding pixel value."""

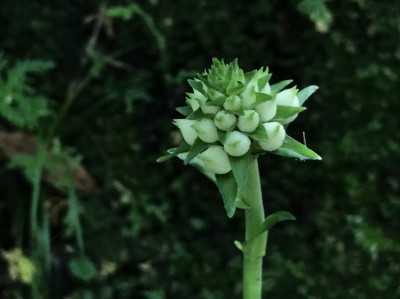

left=1, top=0, right=400, bottom=298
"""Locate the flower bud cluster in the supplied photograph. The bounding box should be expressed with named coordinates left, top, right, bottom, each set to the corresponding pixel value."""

left=173, top=59, right=304, bottom=175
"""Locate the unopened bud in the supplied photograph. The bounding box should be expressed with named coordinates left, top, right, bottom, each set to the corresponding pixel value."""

left=276, top=88, right=300, bottom=124
left=255, top=99, right=277, bottom=122
left=259, top=122, right=286, bottom=151
left=238, top=110, right=260, bottom=133
left=201, top=104, right=221, bottom=115
left=276, top=88, right=299, bottom=106
left=192, top=119, right=219, bottom=143
left=241, top=85, right=256, bottom=109
left=224, top=131, right=251, bottom=157
left=223, top=95, right=241, bottom=112
left=173, top=119, right=198, bottom=145
left=199, top=145, right=232, bottom=174
left=214, top=111, right=237, bottom=131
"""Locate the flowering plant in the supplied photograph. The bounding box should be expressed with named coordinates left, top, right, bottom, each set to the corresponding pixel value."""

left=158, top=59, right=321, bottom=299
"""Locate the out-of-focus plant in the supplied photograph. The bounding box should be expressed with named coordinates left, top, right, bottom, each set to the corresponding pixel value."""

left=158, top=59, right=321, bottom=298
left=0, top=55, right=88, bottom=299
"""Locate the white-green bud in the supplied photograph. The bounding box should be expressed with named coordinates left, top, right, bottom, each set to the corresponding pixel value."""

left=259, top=122, right=286, bottom=151
left=276, top=88, right=300, bottom=124
left=238, top=110, right=260, bottom=133
left=223, top=95, right=241, bottom=112
left=199, top=145, right=231, bottom=174
left=276, top=88, right=299, bottom=106
left=224, top=131, right=251, bottom=157
left=201, top=104, right=221, bottom=115
left=192, top=119, right=219, bottom=143
left=173, top=119, right=197, bottom=145
left=241, top=85, right=256, bottom=109
left=214, top=111, right=237, bottom=131
left=255, top=98, right=277, bottom=122
left=241, top=72, right=259, bottom=109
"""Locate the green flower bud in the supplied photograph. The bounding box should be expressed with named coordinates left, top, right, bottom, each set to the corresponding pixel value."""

left=276, top=88, right=299, bottom=106
left=241, top=85, right=256, bottom=109
left=238, top=110, right=260, bottom=133
left=224, top=131, right=251, bottom=157
left=241, top=72, right=259, bottom=109
left=192, top=119, right=219, bottom=143
left=201, top=104, right=221, bottom=115
left=173, top=119, right=198, bottom=145
left=223, top=95, right=241, bottom=112
left=199, top=145, right=232, bottom=174
left=259, top=122, right=286, bottom=151
left=276, top=88, right=300, bottom=124
left=255, top=98, right=277, bottom=122
left=214, top=110, right=237, bottom=131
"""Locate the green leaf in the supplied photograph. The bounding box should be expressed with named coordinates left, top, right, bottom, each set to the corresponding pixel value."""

left=244, top=70, right=257, bottom=83
left=259, top=211, right=296, bottom=233
left=270, top=80, right=293, bottom=94
left=248, top=123, right=269, bottom=142
left=273, top=135, right=322, bottom=160
left=68, top=256, right=97, bottom=282
left=187, top=109, right=205, bottom=120
left=156, top=142, right=190, bottom=162
left=257, top=73, right=272, bottom=91
left=216, top=172, right=238, bottom=218
left=226, top=81, right=245, bottom=96
left=176, top=106, right=192, bottom=116
left=298, top=85, right=319, bottom=106
left=177, top=153, right=216, bottom=183
left=272, top=105, right=306, bottom=121
left=188, top=79, right=205, bottom=93
left=217, top=130, right=227, bottom=143
left=229, top=152, right=249, bottom=191
left=184, top=138, right=209, bottom=164
left=235, top=196, right=251, bottom=209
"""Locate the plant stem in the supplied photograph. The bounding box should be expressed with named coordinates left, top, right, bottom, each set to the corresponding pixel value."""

left=243, top=157, right=268, bottom=299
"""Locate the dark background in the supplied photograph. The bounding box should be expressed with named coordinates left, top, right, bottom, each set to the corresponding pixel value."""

left=1, top=1, right=400, bottom=298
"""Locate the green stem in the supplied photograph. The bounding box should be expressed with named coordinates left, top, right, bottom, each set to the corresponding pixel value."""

left=243, top=157, right=268, bottom=299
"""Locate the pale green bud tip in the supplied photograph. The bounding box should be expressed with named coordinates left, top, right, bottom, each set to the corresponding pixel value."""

left=173, top=119, right=197, bottom=145
left=255, top=99, right=277, bottom=122
left=276, top=88, right=299, bottom=107
left=200, top=145, right=231, bottom=174
left=259, top=122, right=286, bottom=151
left=224, top=131, right=251, bottom=157
left=192, top=119, right=219, bottom=143
left=214, top=111, right=237, bottom=131
left=238, top=110, right=260, bottom=133
left=223, top=95, right=241, bottom=111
